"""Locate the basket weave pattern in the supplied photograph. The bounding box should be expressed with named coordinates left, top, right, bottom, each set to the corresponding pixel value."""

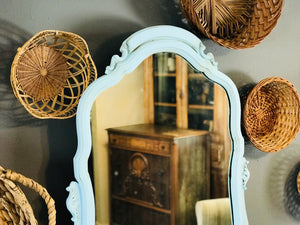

left=243, top=77, right=300, bottom=152
left=11, top=30, right=97, bottom=119
left=0, top=166, right=55, bottom=225
left=180, top=0, right=283, bottom=49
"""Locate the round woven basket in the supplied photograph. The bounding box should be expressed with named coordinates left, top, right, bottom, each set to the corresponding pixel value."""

left=243, top=77, right=300, bottom=153
left=11, top=30, right=97, bottom=119
left=0, top=166, right=55, bottom=225
left=179, top=0, right=283, bottom=49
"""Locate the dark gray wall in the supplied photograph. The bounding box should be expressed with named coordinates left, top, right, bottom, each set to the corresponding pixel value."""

left=0, top=0, right=299, bottom=225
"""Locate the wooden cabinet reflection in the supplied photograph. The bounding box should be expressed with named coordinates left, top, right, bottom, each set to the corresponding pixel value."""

left=108, top=124, right=210, bottom=225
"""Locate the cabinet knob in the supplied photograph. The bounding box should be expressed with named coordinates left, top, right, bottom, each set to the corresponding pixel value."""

left=114, top=171, right=119, bottom=176
left=159, top=191, right=165, bottom=198
left=158, top=169, right=165, bottom=176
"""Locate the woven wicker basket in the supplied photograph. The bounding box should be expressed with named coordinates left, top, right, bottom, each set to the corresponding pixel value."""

left=0, top=166, right=55, bottom=225
left=179, top=0, right=283, bottom=49
left=243, top=77, right=300, bottom=152
left=11, top=30, right=97, bottom=119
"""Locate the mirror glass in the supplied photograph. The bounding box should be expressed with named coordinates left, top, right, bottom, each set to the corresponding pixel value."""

left=91, top=53, right=231, bottom=225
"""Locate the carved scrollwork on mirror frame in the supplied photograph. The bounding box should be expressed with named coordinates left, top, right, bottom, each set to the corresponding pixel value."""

left=66, top=25, right=249, bottom=225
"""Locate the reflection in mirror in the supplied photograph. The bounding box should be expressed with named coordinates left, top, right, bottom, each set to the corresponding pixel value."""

left=91, top=53, right=231, bottom=225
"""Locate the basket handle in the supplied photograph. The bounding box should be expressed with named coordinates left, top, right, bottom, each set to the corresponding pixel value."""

left=0, top=166, right=56, bottom=225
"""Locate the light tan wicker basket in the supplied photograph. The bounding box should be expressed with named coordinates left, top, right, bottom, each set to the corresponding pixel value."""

left=180, top=0, right=283, bottom=49
left=0, top=166, right=55, bottom=225
left=243, top=77, right=300, bottom=152
left=11, top=30, right=97, bottom=119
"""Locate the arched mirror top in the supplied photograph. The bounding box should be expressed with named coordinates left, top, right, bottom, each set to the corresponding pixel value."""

left=66, top=25, right=249, bottom=225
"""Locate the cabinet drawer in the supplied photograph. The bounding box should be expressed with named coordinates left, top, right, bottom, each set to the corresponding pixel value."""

left=109, top=133, right=170, bottom=154
left=110, top=149, right=171, bottom=210
left=111, top=198, right=170, bottom=225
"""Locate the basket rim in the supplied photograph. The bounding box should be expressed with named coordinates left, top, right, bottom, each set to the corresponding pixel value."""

left=243, top=76, right=300, bottom=152
left=17, top=29, right=92, bottom=54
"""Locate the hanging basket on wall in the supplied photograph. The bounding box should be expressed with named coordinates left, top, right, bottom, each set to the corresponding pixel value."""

left=11, top=30, right=97, bottom=119
left=0, top=166, right=56, bottom=225
left=179, top=0, right=283, bottom=49
left=243, top=77, right=300, bottom=153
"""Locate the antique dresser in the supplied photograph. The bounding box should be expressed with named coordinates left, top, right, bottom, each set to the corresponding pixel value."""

left=107, top=124, right=210, bottom=225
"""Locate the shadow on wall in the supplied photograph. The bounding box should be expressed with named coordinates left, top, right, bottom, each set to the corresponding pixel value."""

left=129, top=0, right=187, bottom=28
left=45, top=118, right=77, bottom=225
left=0, top=19, right=77, bottom=225
left=0, top=19, right=44, bottom=128
left=285, top=161, right=300, bottom=221
left=71, top=18, right=144, bottom=76
left=267, top=146, right=300, bottom=222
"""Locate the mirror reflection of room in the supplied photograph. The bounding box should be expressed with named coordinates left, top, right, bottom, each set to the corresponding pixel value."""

left=91, top=53, right=231, bottom=225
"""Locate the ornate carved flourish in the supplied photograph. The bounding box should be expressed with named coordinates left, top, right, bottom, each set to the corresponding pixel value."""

left=242, top=158, right=250, bottom=190
left=66, top=181, right=81, bottom=225
left=197, top=42, right=218, bottom=67
left=122, top=153, right=163, bottom=207
left=105, top=42, right=129, bottom=75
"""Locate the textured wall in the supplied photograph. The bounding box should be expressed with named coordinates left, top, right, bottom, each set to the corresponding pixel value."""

left=0, top=0, right=299, bottom=224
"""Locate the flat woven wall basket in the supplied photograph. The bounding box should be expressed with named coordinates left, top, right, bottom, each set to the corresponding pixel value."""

left=243, top=77, right=300, bottom=153
left=11, top=30, right=97, bottom=119
left=0, top=166, right=55, bottom=225
left=179, top=0, right=283, bottom=49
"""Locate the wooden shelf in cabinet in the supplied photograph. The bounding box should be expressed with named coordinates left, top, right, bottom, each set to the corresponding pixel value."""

left=188, top=105, right=214, bottom=110
left=155, top=73, right=176, bottom=77
left=154, top=102, right=177, bottom=107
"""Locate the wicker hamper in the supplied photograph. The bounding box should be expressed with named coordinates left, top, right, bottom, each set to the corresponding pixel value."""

left=179, top=0, right=284, bottom=49
left=0, top=166, right=55, bottom=225
left=11, top=30, right=97, bottom=119
left=243, top=77, right=300, bottom=152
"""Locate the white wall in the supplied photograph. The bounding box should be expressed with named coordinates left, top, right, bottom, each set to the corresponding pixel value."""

left=0, top=0, right=299, bottom=224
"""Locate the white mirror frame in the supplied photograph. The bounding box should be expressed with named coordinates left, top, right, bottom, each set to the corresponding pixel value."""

left=66, top=25, right=250, bottom=225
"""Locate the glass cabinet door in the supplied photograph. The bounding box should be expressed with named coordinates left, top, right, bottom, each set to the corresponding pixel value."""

left=187, top=67, right=214, bottom=131
left=153, top=53, right=177, bottom=127
left=151, top=53, right=215, bottom=132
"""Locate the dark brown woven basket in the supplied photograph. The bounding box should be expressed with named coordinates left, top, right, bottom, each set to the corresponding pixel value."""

left=179, top=0, right=284, bottom=49
left=243, top=77, right=300, bottom=152
left=11, top=30, right=97, bottom=119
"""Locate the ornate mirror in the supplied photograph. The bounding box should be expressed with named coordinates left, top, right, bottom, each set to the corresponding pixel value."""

left=66, top=25, right=249, bottom=225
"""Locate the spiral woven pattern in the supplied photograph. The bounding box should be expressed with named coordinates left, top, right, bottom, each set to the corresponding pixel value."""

left=243, top=77, right=300, bottom=152
left=11, top=30, right=97, bottom=119
left=0, top=166, right=56, bottom=225
left=16, top=45, right=69, bottom=101
left=180, top=0, right=283, bottom=49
